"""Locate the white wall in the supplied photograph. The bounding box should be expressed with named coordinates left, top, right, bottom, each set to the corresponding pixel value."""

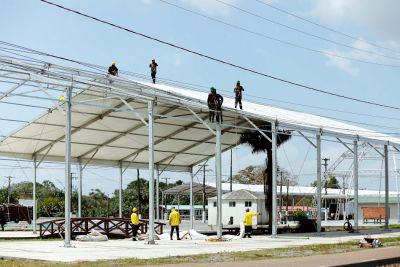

left=208, top=198, right=267, bottom=226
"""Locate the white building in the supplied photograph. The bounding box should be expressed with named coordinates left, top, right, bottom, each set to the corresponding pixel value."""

left=208, top=190, right=267, bottom=226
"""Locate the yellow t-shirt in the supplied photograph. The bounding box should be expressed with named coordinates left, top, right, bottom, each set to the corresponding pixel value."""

left=244, top=212, right=258, bottom=226
left=169, top=210, right=181, bottom=226
left=131, top=212, right=139, bottom=225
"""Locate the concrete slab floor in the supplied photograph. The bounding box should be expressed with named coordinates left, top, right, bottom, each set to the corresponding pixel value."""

left=0, top=230, right=399, bottom=263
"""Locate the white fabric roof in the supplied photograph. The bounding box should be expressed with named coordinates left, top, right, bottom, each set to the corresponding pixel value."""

left=0, top=76, right=399, bottom=171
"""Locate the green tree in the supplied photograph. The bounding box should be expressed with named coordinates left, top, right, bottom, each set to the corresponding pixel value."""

left=232, top=165, right=264, bottom=184
left=239, top=122, right=292, bottom=234
left=311, top=175, right=341, bottom=189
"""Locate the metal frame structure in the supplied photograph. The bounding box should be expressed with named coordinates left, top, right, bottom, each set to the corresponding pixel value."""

left=1, top=56, right=400, bottom=246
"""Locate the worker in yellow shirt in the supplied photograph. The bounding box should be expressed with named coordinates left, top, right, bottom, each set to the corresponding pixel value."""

left=131, top=207, right=140, bottom=241
left=243, top=208, right=260, bottom=238
left=169, top=207, right=181, bottom=240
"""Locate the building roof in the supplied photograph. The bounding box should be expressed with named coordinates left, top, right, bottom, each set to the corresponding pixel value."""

left=161, top=205, right=206, bottom=210
left=162, top=183, right=217, bottom=195
left=209, top=189, right=265, bottom=200
left=357, top=196, right=400, bottom=204
left=1, top=59, right=400, bottom=172
left=206, top=183, right=399, bottom=197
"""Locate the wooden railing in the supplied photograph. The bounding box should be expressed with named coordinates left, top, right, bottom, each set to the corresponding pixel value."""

left=38, top=217, right=165, bottom=238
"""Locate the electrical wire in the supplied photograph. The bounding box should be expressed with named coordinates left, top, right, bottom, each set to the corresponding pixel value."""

left=254, top=0, right=400, bottom=55
left=159, top=0, right=400, bottom=67
left=214, top=0, right=400, bottom=62
left=36, top=0, right=400, bottom=112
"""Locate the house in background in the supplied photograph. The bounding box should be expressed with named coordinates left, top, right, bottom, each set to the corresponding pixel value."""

left=208, top=190, right=267, bottom=226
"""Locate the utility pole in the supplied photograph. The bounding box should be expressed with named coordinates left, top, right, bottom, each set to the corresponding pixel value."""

left=279, top=171, right=283, bottom=212
left=322, top=158, right=330, bottom=209
left=163, top=177, right=171, bottom=218
left=198, top=163, right=209, bottom=223
left=5, top=176, right=15, bottom=204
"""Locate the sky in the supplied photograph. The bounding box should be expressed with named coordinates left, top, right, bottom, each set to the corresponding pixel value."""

left=0, top=0, right=400, bottom=196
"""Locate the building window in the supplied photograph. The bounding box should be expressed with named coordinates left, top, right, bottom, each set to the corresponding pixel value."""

left=229, top=201, right=236, bottom=207
left=245, top=201, right=252, bottom=207
left=213, top=202, right=217, bottom=207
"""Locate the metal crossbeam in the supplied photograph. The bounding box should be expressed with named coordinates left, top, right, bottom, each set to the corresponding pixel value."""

left=187, top=107, right=215, bottom=135
left=336, top=137, right=354, bottom=154
left=297, top=130, right=316, bottom=148
left=119, top=114, right=209, bottom=162
left=367, top=142, right=384, bottom=157
left=244, top=116, right=271, bottom=142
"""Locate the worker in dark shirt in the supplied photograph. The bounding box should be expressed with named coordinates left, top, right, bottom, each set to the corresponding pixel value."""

left=207, top=87, right=224, bottom=123
left=234, top=80, right=244, bottom=110
left=207, top=87, right=217, bottom=122
left=215, top=90, right=224, bottom=123
left=108, top=62, right=118, bottom=76
left=149, top=59, right=158, bottom=84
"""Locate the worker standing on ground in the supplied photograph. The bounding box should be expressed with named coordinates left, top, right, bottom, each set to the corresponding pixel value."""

left=169, top=207, right=181, bottom=240
left=0, top=206, right=6, bottom=231
left=108, top=61, right=118, bottom=76
left=234, top=81, right=244, bottom=110
left=207, top=87, right=217, bottom=122
left=131, top=207, right=140, bottom=241
left=243, top=208, right=259, bottom=238
left=149, top=59, right=158, bottom=84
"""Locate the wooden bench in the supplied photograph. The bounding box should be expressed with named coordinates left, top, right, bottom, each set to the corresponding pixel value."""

left=362, top=207, right=385, bottom=224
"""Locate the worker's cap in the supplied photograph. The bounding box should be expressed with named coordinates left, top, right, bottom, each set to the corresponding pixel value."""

left=171, top=207, right=175, bottom=210
left=210, top=87, right=216, bottom=92
left=237, top=80, right=240, bottom=84
left=112, top=61, right=117, bottom=65
left=152, top=59, right=155, bottom=61
left=132, top=207, right=138, bottom=212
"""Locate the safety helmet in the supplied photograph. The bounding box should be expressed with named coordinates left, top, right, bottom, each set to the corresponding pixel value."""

left=112, top=61, right=116, bottom=65
left=237, top=80, right=240, bottom=84
left=132, top=207, right=138, bottom=212
left=210, top=87, right=216, bottom=92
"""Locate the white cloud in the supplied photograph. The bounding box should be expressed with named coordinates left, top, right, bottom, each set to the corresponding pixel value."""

left=309, top=0, right=400, bottom=42
left=179, top=0, right=239, bottom=17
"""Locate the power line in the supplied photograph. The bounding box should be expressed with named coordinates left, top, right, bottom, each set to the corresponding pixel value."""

left=36, top=0, right=400, bottom=111
left=159, top=0, right=400, bottom=68
left=215, top=0, right=400, bottom=62
left=254, top=0, right=400, bottom=55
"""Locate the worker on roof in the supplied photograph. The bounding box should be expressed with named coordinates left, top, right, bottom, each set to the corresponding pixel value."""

left=169, top=207, right=181, bottom=240
left=243, top=208, right=260, bottom=238
left=234, top=80, right=244, bottom=110
left=149, top=59, right=158, bottom=84
left=0, top=206, right=6, bottom=231
left=108, top=61, right=119, bottom=76
left=207, top=87, right=223, bottom=123
left=131, top=207, right=140, bottom=241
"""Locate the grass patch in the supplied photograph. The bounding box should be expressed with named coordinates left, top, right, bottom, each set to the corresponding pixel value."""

left=0, top=237, right=399, bottom=267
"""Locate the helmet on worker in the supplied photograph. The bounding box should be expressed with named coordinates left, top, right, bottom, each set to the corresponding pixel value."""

left=210, top=87, right=216, bottom=93
left=112, top=61, right=116, bottom=65
left=132, top=207, right=138, bottom=212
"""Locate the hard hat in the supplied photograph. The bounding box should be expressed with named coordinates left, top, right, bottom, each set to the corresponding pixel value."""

left=132, top=207, right=138, bottom=212
left=112, top=61, right=116, bottom=65
left=210, top=87, right=216, bottom=92
left=59, top=95, right=65, bottom=101
left=237, top=80, right=240, bottom=84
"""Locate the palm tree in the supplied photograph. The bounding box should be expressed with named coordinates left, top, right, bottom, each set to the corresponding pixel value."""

left=239, top=121, right=292, bottom=234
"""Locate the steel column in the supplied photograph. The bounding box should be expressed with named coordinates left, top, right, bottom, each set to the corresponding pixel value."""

left=64, top=86, right=72, bottom=247
left=215, top=122, right=222, bottom=239
left=32, top=155, right=37, bottom=234
left=78, top=159, right=82, bottom=218
left=353, top=140, right=359, bottom=231
left=271, top=121, right=278, bottom=237
left=190, top=167, right=194, bottom=229
left=148, top=100, right=155, bottom=244
left=384, top=144, right=389, bottom=230
left=119, top=162, right=123, bottom=218
left=316, top=132, right=322, bottom=233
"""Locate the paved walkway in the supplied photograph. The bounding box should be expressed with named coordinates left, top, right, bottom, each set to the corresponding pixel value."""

left=148, top=247, right=400, bottom=267
left=0, top=229, right=398, bottom=262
